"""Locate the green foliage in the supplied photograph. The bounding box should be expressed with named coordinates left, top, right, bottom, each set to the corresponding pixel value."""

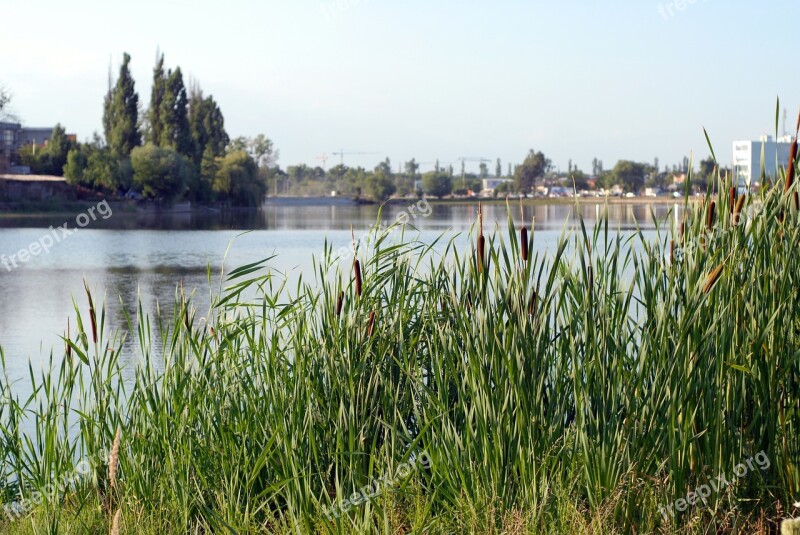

left=188, top=91, right=229, bottom=164
left=213, top=150, right=264, bottom=206
left=157, top=67, right=191, bottom=156
left=363, top=170, right=396, bottom=202
left=611, top=159, right=648, bottom=192
left=103, top=53, right=141, bottom=158
left=0, top=173, right=797, bottom=533
left=147, top=54, right=166, bottom=145
left=130, top=143, right=192, bottom=200
left=421, top=171, right=452, bottom=198
left=514, top=149, right=550, bottom=193
left=19, top=124, right=75, bottom=176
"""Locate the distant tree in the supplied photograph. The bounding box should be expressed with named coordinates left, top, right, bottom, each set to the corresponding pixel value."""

left=611, top=160, right=647, bottom=192
left=19, top=124, right=75, bottom=175
left=0, top=83, right=12, bottom=120
left=213, top=150, right=264, bottom=206
left=375, top=158, right=392, bottom=176
left=496, top=158, right=502, bottom=178
left=147, top=53, right=166, bottom=145
left=364, top=171, right=396, bottom=202
left=189, top=89, right=229, bottom=164
left=479, top=162, right=489, bottom=179
left=103, top=53, right=141, bottom=158
left=159, top=67, right=191, bottom=155
left=698, top=157, right=716, bottom=179
left=514, top=149, right=550, bottom=193
left=421, top=172, right=452, bottom=198
left=131, top=143, right=192, bottom=200
left=404, top=158, right=419, bottom=177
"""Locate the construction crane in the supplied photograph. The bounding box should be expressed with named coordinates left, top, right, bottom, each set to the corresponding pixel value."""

left=332, top=150, right=379, bottom=166
left=315, top=153, right=329, bottom=172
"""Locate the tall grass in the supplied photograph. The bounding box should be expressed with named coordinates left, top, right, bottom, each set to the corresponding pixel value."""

left=0, top=174, right=798, bottom=533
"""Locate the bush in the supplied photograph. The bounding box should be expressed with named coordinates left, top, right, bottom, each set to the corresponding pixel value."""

left=131, top=143, right=193, bottom=200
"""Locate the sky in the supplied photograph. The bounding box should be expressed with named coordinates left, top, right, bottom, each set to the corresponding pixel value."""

left=1, top=0, right=798, bottom=175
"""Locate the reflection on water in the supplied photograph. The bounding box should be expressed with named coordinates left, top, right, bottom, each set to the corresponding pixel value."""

left=0, top=200, right=677, bottom=396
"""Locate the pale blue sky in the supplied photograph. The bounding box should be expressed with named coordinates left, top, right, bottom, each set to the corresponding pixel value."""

left=1, top=0, right=796, bottom=174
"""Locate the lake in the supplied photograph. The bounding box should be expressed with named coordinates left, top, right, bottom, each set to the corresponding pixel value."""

left=0, top=199, right=679, bottom=396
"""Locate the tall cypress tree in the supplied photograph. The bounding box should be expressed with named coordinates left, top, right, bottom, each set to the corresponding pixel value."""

left=159, top=67, right=191, bottom=156
left=103, top=53, right=141, bottom=157
left=148, top=53, right=166, bottom=145
left=189, top=90, right=229, bottom=164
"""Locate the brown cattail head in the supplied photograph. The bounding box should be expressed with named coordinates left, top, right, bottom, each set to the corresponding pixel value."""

left=679, top=222, right=686, bottom=245
left=794, top=191, right=800, bottom=211
left=733, top=194, right=746, bottom=226
left=66, top=317, right=72, bottom=360
left=702, top=264, right=724, bottom=294
left=353, top=259, right=363, bottom=297
left=728, top=187, right=736, bottom=212
left=109, top=427, right=121, bottom=491
left=84, top=281, right=97, bottom=344
left=528, top=290, right=538, bottom=316
left=366, top=311, right=376, bottom=337
left=335, top=291, right=344, bottom=316
left=706, top=200, right=716, bottom=230
left=786, top=138, right=798, bottom=192
left=670, top=240, right=675, bottom=264
left=521, top=226, right=529, bottom=263
left=477, top=235, right=486, bottom=273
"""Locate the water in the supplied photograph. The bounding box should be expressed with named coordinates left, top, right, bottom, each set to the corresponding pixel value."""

left=0, top=199, right=677, bottom=396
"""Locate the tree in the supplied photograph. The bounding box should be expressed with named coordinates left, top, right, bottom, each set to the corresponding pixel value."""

left=404, top=158, right=419, bottom=177
left=514, top=149, right=550, bottom=193
left=19, top=124, right=75, bottom=175
left=213, top=150, right=265, bottom=206
left=611, top=160, right=647, bottom=192
left=496, top=158, right=502, bottom=178
left=375, top=158, right=392, bottom=176
left=159, top=67, right=191, bottom=156
left=479, top=162, right=489, bottom=179
left=148, top=53, right=166, bottom=145
left=364, top=171, right=396, bottom=202
left=0, top=83, right=11, bottom=120
left=131, top=143, right=192, bottom=200
left=189, top=90, right=229, bottom=164
left=103, top=53, right=141, bottom=158
left=421, top=172, right=452, bottom=199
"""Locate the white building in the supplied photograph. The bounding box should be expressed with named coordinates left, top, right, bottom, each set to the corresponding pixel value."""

left=732, top=135, right=792, bottom=188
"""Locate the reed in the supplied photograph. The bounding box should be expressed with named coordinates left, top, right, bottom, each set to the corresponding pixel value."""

left=0, top=166, right=797, bottom=534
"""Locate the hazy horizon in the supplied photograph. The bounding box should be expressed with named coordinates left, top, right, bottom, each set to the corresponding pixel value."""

left=1, top=0, right=798, bottom=174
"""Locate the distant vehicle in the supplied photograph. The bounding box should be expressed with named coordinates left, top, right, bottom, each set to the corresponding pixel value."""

left=624, top=192, right=636, bottom=198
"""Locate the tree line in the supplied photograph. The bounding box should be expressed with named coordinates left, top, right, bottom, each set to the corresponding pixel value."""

left=19, top=53, right=276, bottom=206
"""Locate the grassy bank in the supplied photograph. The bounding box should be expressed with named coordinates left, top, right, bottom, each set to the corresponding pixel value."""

left=0, top=174, right=797, bottom=534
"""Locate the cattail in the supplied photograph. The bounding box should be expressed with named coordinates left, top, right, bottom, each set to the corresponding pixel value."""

left=477, top=203, right=485, bottom=273
left=84, top=281, right=97, bottom=344
left=733, top=194, right=746, bottom=225
left=366, top=311, right=376, bottom=337
left=728, top=187, right=736, bottom=212
left=335, top=291, right=344, bottom=316
left=110, top=509, right=121, bottom=535
left=702, top=264, right=724, bottom=294
left=528, top=290, right=538, bottom=316
left=353, top=259, right=363, bottom=297
left=706, top=200, right=716, bottom=230
left=670, top=240, right=675, bottom=264
left=520, top=201, right=529, bottom=263
left=786, top=138, right=798, bottom=192
left=109, top=426, right=121, bottom=492
left=66, top=317, right=72, bottom=360
left=679, top=222, right=686, bottom=245
left=794, top=191, right=799, bottom=211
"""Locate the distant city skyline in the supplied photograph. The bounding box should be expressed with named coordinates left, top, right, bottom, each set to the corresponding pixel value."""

left=1, top=0, right=798, bottom=175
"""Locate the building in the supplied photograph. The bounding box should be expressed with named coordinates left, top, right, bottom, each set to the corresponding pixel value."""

left=480, top=178, right=512, bottom=196
left=732, top=135, right=792, bottom=188
left=0, top=122, right=70, bottom=172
